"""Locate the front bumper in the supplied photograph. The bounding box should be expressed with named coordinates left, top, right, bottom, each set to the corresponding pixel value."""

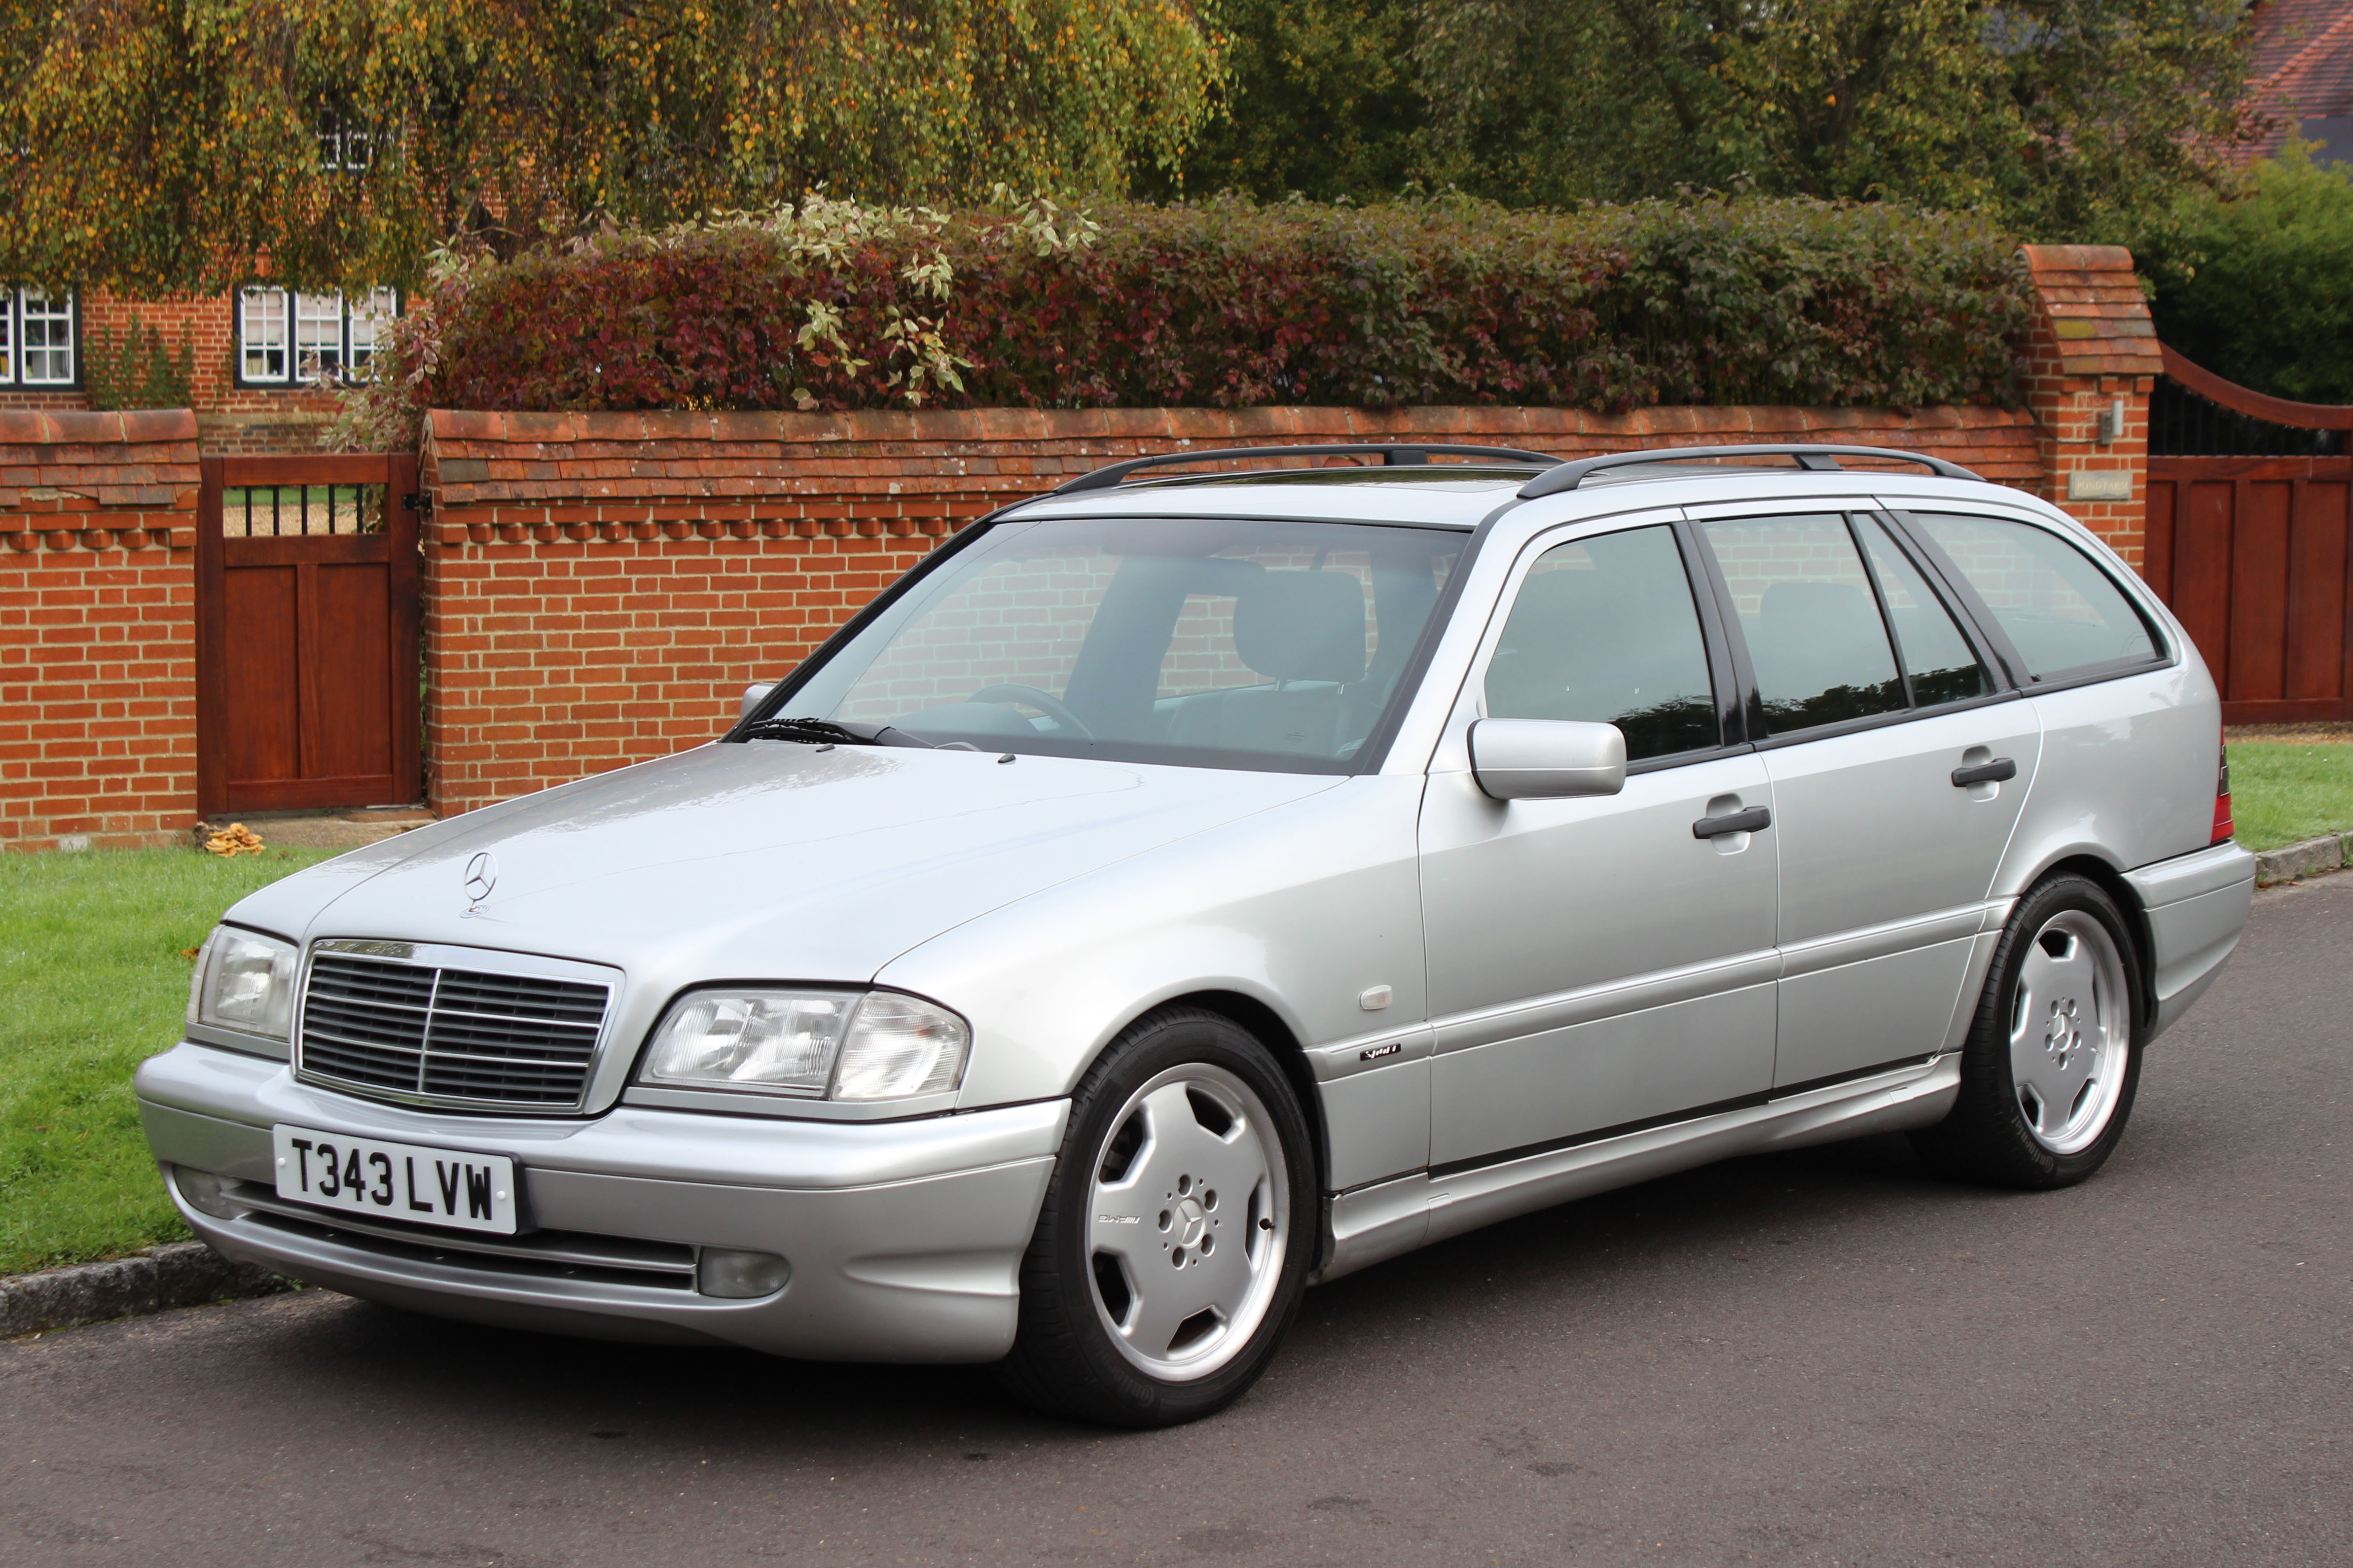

left=136, top=1042, right=1067, bottom=1362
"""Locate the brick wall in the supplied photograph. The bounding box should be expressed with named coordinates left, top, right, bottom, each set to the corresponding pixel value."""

left=2016, top=244, right=2163, bottom=568
left=419, top=401, right=2046, bottom=816
left=0, top=412, right=200, bottom=851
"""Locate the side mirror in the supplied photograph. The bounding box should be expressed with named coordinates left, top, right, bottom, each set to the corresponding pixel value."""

left=1468, top=718, right=1627, bottom=800
left=740, top=682, right=776, bottom=724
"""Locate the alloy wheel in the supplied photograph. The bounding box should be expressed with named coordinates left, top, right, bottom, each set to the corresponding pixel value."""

left=1085, top=1064, right=1290, bottom=1382
left=2007, top=909, right=2132, bottom=1156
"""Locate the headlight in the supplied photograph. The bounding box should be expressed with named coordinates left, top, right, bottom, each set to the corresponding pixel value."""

left=189, top=926, right=299, bottom=1041
left=638, top=988, right=969, bottom=1101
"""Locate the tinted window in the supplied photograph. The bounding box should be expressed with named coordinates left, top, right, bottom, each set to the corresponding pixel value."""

left=1856, top=518, right=1993, bottom=706
left=1484, top=525, right=1719, bottom=761
left=1701, top=515, right=1905, bottom=735
left=779, top=516, right=1466, bottom=773
left=1910, top=513, right=2158, bottom=679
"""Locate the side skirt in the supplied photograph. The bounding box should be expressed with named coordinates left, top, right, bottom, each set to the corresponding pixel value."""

left=1313, top=1053, right=1960, bottom=1283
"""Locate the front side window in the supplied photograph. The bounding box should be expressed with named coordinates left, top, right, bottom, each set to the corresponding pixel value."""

left=1908, top=513, right=2159, bottom=681
left=775, top=516, right=1469, bottom=773
left=1701, top=514, right=1906, bottom=734
left=1484, top=524, right=1720, bottom=761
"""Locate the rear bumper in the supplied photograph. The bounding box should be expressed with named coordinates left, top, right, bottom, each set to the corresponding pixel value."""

left=2126, top=841, right=2257, bottom=1040
left=135, top=1041, right=1067, bottom=1362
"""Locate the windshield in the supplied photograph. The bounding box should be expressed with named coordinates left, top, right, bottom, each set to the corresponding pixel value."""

left=768, top=515, right=1470, bottom=773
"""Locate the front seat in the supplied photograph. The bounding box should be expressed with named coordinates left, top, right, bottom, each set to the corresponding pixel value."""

left=1167, top=570, right=1368, bottom=757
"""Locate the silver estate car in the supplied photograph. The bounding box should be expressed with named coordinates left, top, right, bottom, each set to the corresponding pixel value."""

left=142, top=442, right=2255, bottom=1426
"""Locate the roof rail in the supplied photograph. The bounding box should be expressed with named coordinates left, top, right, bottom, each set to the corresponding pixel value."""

left=1050, top=443, right=1563, bottom=496
left=1517, top=444, right=1982, bottom=499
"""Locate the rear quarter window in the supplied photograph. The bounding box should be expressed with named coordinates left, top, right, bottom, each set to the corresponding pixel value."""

left=1908, top=513, right=2160, bottom=681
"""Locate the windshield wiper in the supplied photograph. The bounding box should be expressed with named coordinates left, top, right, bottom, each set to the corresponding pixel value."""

left=734, top=715, right=935, bottom=748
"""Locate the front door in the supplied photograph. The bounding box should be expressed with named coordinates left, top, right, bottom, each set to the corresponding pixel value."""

left=1691, top=509, right=2037, bottom=1088
left=1421, top=516, right=1780, bottom=1171
left=196, top=454, right=422, bottom=815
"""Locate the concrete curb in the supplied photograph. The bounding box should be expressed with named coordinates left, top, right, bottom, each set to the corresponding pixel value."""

left=2254, top=832, right=2349, bottom=886
left=0, top=1243, right=290, bottom=1338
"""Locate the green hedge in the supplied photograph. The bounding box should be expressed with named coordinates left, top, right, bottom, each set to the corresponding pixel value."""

left=377, top=195, right=2034, bottom=422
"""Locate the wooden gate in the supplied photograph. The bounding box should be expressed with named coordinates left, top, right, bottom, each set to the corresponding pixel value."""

left=196, top=453, right=422, bottom=815
left=2144, top=348, right=2353, bottom=724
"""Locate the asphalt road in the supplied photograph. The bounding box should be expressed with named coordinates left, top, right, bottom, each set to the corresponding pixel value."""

left=5, top=880, right=2348, bottom=1568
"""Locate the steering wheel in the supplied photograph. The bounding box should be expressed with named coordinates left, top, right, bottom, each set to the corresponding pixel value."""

left=968, top=683, right=1095, bottom=741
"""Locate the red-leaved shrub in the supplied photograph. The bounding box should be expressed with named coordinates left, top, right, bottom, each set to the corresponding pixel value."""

left=355, top=193, right=2034, bottom=436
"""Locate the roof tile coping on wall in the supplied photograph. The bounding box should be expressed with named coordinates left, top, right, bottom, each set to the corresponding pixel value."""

left=422, top=403, right=2039, bottom=512
left=0, top=408, right=202, bottom=510
left=2018, top=244, right=2164, bottom=381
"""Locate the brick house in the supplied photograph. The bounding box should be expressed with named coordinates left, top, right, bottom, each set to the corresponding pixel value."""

left=0, top=285, right=395, bottom=455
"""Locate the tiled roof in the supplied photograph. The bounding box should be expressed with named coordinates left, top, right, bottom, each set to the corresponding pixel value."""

left=2240, top=0, right=2353, bottom=163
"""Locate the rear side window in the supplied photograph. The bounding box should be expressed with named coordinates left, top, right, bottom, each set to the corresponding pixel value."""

left=1484, top=524, right=1720, bottom=761
left=1855, top=518, right=1992, bottom=707
left=1699, top=515, right=1906, bottom=734
left=1909, top=513, right=2159, bottom=680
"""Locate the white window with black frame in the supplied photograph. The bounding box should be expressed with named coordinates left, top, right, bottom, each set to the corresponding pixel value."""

left=236, top=287, right=400, bottom=387
left=0, top=290, right=77, bottom=386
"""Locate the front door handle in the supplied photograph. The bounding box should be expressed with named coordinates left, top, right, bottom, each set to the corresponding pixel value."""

left=1951, top=757, right=2018, bottom=787
left=1692, top=805, right=1771, bottom=839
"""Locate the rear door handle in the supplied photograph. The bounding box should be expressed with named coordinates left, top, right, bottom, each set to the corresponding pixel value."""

left=1692, top=806, right=1771, bottom=839
left=1951, top=758, right=2018, bottom=787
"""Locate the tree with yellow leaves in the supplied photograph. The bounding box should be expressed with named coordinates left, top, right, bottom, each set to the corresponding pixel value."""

left=0, top=0, right=1222, bottom=293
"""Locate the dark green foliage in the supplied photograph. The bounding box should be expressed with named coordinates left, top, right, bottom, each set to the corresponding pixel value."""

left=1135, top=0, right=1425, bottom=202
left=409, top=195, right=2033, bottom=416
left=81, top=320, right=195, bottom=412
left=2144, top=145, right=2353, bottom=405
left=1148, top=0, right=2260, bottom=245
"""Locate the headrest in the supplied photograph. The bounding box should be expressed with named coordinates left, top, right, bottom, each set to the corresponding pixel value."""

left=1235, top=570, right=1368, bottom=684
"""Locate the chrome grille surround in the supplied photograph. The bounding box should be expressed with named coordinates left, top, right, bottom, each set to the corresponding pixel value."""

left=294, top=939, right=619, bottom=1114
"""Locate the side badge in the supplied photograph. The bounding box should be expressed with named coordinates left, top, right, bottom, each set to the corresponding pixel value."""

left=1359, top=1041, right=1403, bottom=1063
left=462, top=851, right=499, bottom=915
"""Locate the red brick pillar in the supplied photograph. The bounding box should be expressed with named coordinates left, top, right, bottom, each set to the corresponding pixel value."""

left=2017, top=245, right=2161, bottom=571
left=0, top=412, right=202, bottom=851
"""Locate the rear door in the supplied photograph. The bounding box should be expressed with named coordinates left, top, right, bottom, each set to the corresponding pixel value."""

left=1690, top=507, right=2039, bottom=1089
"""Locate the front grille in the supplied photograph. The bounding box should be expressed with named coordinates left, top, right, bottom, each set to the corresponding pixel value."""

left=298, top=950, right=610, bottom=1111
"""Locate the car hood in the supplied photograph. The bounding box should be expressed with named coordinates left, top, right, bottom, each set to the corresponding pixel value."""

left=233, top=742, right=1341, bottom=982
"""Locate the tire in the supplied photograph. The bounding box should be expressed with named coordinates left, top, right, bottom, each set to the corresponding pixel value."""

left=997, top=1006, right=1316, bottom=1428
left=1910, top=872, right=2145, bottom=1189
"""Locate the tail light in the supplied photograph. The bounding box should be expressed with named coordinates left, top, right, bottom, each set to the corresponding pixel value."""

left=2211, top=725, right=2234, bottom=844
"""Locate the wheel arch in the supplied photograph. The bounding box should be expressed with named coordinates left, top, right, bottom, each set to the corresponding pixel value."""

left=1117, top=989, right=1331, bottom=1202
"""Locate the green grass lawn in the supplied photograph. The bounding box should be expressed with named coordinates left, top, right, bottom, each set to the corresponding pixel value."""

left=2228, top=742, right=2353, bottom=853
left=0, top=846, right=335, bottom=1276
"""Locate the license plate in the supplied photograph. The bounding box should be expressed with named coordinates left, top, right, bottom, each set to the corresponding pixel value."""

left=271, top=1125, right=519, bottom=1235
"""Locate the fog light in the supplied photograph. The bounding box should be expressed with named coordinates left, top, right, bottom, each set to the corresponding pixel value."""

left=174, top=1167, right=245, bottom=1220
left=697, top=1248, right=790, bottom=1298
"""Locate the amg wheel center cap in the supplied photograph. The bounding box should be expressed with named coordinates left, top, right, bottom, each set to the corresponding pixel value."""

left=1176, top=1196, right=1207, bottom=1247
